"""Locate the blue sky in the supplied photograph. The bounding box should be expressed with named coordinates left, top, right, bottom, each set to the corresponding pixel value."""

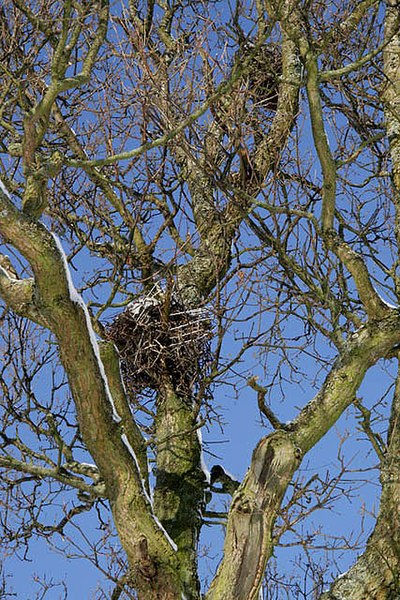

left=0, top=1, right=394, bottom=598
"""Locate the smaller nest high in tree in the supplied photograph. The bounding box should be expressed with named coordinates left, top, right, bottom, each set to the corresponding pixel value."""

left=105, top=293, right=213, bottom=397
left=238, top=43, right=282, bottom=112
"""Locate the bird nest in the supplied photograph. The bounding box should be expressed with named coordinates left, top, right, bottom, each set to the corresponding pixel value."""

left=238, top=43, right=282, bottom=111
left=105, top=293, right=213, bottom=397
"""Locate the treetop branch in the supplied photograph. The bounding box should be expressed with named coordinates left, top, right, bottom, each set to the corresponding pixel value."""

left=66, top=39, right=274, bottom=170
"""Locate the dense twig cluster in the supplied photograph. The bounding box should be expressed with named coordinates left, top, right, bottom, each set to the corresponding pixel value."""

left=106, top=293, right=213, bottom=396
left=239, top=43, right=282, bottom=111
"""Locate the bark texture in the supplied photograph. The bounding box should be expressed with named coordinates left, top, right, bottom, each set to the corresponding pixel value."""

left=208, top=313, right=400, bottom=599
left=1, top=1, right=399, bottom=598
left=320, top=366, right=400, bottom=599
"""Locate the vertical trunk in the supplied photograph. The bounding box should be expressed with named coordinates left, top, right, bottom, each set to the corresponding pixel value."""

left=382, top=0, right=400, bottom=297
left=206, top=315, right=400, bottom=599
left=206, top=432, right=300, bottom=600
left=320, top=363, right=400, bottom=599
left=154, top=379, right=205, bottom=599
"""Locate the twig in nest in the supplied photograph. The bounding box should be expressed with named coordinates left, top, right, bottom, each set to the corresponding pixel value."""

left=105, top=292, right=213, bottom=397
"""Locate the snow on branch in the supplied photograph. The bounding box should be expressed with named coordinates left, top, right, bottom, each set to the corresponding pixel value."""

left=51, top=232, right=122, bottom=423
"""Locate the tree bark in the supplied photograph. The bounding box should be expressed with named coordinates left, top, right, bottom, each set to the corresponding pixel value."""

left=0, top=189, right=181, bottom=598
left=320, top=362, right=400, bottom=599
left=153, top=380, right=205, bottom=600
left=207, top=313, right=400, bottom=599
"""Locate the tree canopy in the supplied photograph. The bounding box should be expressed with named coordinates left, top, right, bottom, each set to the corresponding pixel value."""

left=0, top=0, right=400, bottom=598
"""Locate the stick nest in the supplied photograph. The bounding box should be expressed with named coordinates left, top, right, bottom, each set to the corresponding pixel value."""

left=105, top=294, right=213, bottom=396
left=239, top=43, right=282, bottom=111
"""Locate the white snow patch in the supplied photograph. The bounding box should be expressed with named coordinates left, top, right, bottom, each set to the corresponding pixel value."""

left=0, top=179, right=11, bottom=200
left=197, top=426, right=210, bottom=483
left=152, top=514, right=178, bottom=552
left=200, top=452, right=210, bottom=483
left=79, top=462, right=98, bottom=470
left=51, top=232, right=122, bottom=423
left=120, top=433, right=153, bottom=505
left=0, top=179, right=11, bottom=218
left=118, top=362, right=128, bottom=394
left=216, top=464, right=238, bottom=482
left=375, top=289, right=398, bottom=309
left=223, top=467, right=238, bottom=480
left=121, top=434, right=177, bottom=552
left=337, top=569, right=349, bottom=580
left=127, top=295, right=160, bottom=316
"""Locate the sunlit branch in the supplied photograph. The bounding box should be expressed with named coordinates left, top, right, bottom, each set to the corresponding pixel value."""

left=353, top=398, right=386, bottom=461
left=248, top=376, right=286, bottom=430
left=303, top=52, right=337, bottom=233
left=0, top=455, right=106, bottom=496
left=320, top=39, right=391, bottom=82
left=331, top=235, right=391, bottom=320
left=66, top=43, right=271, bottom=169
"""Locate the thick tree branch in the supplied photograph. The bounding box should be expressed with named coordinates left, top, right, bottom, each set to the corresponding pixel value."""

left=99, top=341, right=150, bottom=496
left=0, top=455, right=105, bottom=497
left=303, top=52, right=337, bottom=233
left=207, top=312, right=400, bottom=599
left=153, top=380, right=205, bottom=598
left=0, top=186, right=180, bottom=597
left=177, top=34, right=301, bottom=306
left=328, top=234, right=391, bottom=320
left=320, top=360, right=400, bottom=599
left=253, top=34, right=301, bottom=178
left=0, top=263, right=45, bottom=325
left=383, top=0, right=400, bottom=299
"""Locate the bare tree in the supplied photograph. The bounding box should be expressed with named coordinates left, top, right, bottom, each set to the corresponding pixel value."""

left=0, top=0, right=399, bottom=598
